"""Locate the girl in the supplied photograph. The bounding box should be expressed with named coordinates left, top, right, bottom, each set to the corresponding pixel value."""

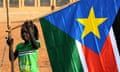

left=7, top=20, right=40, bottom=72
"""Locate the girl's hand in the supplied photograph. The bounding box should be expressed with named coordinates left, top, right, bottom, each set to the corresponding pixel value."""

left=24, top=20, right=33, bottom=33
left=7, top=37, right=14, bottom=46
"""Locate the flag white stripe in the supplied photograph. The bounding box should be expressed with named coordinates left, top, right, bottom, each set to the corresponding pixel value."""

left=109, top=27, right=120, bottom=72
left=76, top=40, right=88, bottom=72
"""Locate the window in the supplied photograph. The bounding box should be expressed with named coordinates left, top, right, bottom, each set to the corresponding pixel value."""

left=9, top=0, right=19, bottom=7
left=56, top=0, right=69, bottom=6
left=0, top=0, right=3, bottom=7
left=40, top=0, right=50, bottom=6
left=24, top=0, right=35, bottom=6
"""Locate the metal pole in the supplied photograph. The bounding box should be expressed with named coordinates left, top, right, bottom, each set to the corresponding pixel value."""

left=5, top=0, right=14, bottom=72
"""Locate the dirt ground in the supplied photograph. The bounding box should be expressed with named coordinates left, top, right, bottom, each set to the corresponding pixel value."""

left=0, top=20, right=52, bottom=72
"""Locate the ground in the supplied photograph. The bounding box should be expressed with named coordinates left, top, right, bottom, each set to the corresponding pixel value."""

left=0, top=20, right=52, bottom=72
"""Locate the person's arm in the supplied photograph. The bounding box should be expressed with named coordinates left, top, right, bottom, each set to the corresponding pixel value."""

left=28, top=28, right=39, bottom=49
left=25, top=22, right=39, bottom=49
left=9, top=49, right=18, bottom=61
left=7, top=38, right=18, bottom=61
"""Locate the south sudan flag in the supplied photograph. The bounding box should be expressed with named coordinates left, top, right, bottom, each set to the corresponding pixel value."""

left=39, top=0, right=120, bottom=72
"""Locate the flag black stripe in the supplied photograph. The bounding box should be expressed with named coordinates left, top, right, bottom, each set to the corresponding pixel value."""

left=112, top=8, right=120, bottom=55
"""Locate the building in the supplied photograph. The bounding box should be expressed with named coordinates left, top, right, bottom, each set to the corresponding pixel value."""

left=0, top=0, right=77, bottom=22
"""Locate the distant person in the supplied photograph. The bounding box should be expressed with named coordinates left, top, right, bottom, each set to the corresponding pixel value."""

left=7, top=20, right=40, bottom=72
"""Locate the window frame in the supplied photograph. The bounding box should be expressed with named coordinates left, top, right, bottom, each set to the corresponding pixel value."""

left=9, top=0, right=19, bottom=8
left=0, top=0, right=3, bottom=7
left=0, top=0, right=77, bottom=8
left=56, top=0, right=70, bottom=6
left=24, top=0, right=35, bottom=7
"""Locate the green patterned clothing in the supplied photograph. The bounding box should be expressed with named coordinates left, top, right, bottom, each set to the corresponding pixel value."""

left=16, top=40, right=40, bottom=72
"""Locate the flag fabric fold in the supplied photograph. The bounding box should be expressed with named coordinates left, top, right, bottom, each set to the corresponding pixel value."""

left=113, top=8, right=120, bottom=55
left=39, top=0, right=120, bottom=72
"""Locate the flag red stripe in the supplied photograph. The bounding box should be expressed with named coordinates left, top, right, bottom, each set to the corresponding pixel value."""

left=82, top=35, right=118, bottom=72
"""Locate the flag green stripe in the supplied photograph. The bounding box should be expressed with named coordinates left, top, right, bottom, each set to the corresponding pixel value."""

left=40, top=18, right=83, bottom=72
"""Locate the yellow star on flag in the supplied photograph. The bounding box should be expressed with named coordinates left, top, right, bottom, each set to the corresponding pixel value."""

left=77, top=7, right=107, bottom=39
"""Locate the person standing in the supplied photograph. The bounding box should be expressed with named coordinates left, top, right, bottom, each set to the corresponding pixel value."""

left=7, top=20, right=40, bottom=72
